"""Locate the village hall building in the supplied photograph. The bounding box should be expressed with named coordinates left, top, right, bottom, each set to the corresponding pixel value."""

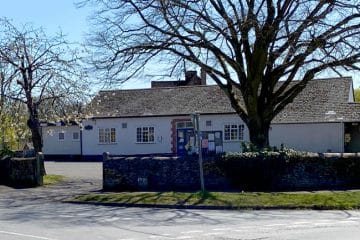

left=42, top=71, right=360, bottom=160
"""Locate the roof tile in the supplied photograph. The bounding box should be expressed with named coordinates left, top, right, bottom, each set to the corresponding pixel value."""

left=88, top=77, right=360, bottom=123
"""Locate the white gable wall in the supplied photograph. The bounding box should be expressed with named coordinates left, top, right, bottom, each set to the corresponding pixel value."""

left=269, top=122, right=343, bottom=153
left=42, top=125, right=81, bottom=155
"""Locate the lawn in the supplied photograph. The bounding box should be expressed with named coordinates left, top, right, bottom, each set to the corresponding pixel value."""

left=43, top=174, right=65, bottom=186
left=71, top=190, right=360, bottom=210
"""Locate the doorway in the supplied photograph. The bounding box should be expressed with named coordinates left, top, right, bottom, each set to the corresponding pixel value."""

left=344, top=122, right=360, bottom=152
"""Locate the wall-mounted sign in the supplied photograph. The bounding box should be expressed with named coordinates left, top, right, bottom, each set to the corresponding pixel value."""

left=345, top=133, right=351, bottom=143
left=84, top=125, right=93, bottom=130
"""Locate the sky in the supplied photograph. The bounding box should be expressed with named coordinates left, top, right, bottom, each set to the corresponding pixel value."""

left=0, top=0, right=150, bottom=89
left=0, top=1, right=89, bottom=44
left=0, top=1, right=359, bottom=89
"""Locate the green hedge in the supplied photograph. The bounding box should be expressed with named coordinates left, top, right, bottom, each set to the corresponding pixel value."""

left=217, top=152, right=360, bottom=191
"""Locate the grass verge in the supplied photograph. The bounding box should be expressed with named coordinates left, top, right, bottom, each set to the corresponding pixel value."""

left=71, top=190, right=360, bottom=210
left=43, top=174, right=65, bottom=186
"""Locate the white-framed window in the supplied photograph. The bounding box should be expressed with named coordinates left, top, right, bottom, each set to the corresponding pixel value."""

left=73, top=132, right=79, bottom=141
left=58, top=132, right=65, bottom=141
left=176, top=121, right=193, bottom=129
left=224, top=124, right=245, bottom=141
left=136, top=126, right=155, bottom=143
left=99, top=128, right=116, bottom=144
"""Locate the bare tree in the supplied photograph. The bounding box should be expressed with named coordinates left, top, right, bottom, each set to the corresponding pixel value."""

left=0, top=19, right=88, bottom=154
left=82, top=0, right=360, bottom=149
left=0, top=61, right=15, bottom=149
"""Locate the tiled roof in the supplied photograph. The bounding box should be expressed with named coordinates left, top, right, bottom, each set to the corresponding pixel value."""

left=87, top=77, right=360, bottom=123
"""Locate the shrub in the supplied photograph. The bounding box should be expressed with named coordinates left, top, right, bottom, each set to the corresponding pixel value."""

left=0, top=146, right=15, bottom=159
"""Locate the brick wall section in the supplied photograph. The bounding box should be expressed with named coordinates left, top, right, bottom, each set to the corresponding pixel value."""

left=103, top=153, right=360, bottom=191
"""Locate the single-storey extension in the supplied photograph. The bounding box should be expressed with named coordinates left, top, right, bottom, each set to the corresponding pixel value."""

left=42, top=71, right=360, bottom=160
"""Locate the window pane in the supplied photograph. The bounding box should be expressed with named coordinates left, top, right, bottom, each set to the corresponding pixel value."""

left=176, top=122, right=185, bottom=128
left=99, top=129, right=104, bottom=143
left=224, top=125, right=230, bottom=140
left=104, top=128, right=110, bottom=143
left=143, top=128, right=149, bottom=142
left=59, top=132, right=65, bottom=140
left=111, top=128, right=116, bottom=143
left=230, top=125, right=238, bottom=140
left=73, top=132, right=79, bottom=140
left=186, top=121, right=193, bottom=128
left=136, top=128, right=142, bottom=142
left=149, top=127, right=154, bottom=142
left=239, top=125, right=244, bottom=140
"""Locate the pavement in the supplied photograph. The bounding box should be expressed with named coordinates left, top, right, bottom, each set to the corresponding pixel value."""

left=0, top=162, right=360, bottom=239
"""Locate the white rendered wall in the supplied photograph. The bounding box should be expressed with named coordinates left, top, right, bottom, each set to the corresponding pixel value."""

left=81, top=114, right=249, bottom=156
left=74, top=115, right=344, bottom=156
left=42, top=125, right=81, bottom=155
left=269, top=122, right=343, bottom=153
left=82, top=117, right=174, bottom=155
left=197, top=114, right=248, bottom=152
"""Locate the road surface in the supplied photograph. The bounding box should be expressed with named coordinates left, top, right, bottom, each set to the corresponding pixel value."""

left=0, top=162, right=359, bottom=240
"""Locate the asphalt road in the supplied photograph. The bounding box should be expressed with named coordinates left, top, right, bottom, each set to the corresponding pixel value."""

left=45, top=161, right=103, bottom=179
left=0, top=162, right=360, bottom=240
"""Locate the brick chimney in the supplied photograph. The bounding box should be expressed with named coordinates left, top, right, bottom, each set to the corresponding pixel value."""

left=151, top=70, right=206, bottom=88
left=185, top=71, right=197, bottom=82
left=200, top=68, right=207, bottom=85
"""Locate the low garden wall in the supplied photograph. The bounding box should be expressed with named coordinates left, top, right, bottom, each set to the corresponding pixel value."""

left=0, top=154, right=43, bottom=187
left=103, top=152, right=360, bottom=191
left=103, top=153, right=230, bottom=191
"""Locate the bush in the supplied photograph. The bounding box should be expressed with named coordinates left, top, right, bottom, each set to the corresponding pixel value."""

left=0, top=146, right=15, bottom=159
left=218, top=147, right=318, bottom=191
left=240, top=142, right=312, bottom=158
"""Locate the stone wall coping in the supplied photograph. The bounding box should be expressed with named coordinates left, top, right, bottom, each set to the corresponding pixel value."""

left=105, top=153, right=360, bottom=162
left=107, top=156, right=182, bottom=161
left=11, top=157, right=36, bottom=161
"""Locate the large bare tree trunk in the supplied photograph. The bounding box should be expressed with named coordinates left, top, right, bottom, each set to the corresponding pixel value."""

left=247, top=119, right=271, bottom=150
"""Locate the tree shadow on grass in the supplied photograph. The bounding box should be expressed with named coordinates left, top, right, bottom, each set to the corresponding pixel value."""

left=176, top=191, right=232, bottom=206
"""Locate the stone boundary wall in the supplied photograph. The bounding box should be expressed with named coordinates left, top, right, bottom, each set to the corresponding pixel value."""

left=221, top=153, right=360, bottom=191
left=103, top=153, right=230, bottom=191
left=103, top=152, right=360, bottom=191
left=0, top=154, right=43, bottom=187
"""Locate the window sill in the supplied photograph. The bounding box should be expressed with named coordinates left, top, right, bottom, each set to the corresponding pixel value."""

left=135, top=142, right=156, bottom=144
left=223, top=140, right=243, bottom=143
left=98, top=143, right=118, bottom=145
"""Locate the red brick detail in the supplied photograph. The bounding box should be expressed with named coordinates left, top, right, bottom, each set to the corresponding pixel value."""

left=171, top=118, right=191, bottom=154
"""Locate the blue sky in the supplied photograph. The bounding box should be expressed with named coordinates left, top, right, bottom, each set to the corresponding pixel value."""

left=0, top=1, right=358, bottom=89
left=0, top=0, right=149, bottom=89
left=0, top=1, right=90, bottom=44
